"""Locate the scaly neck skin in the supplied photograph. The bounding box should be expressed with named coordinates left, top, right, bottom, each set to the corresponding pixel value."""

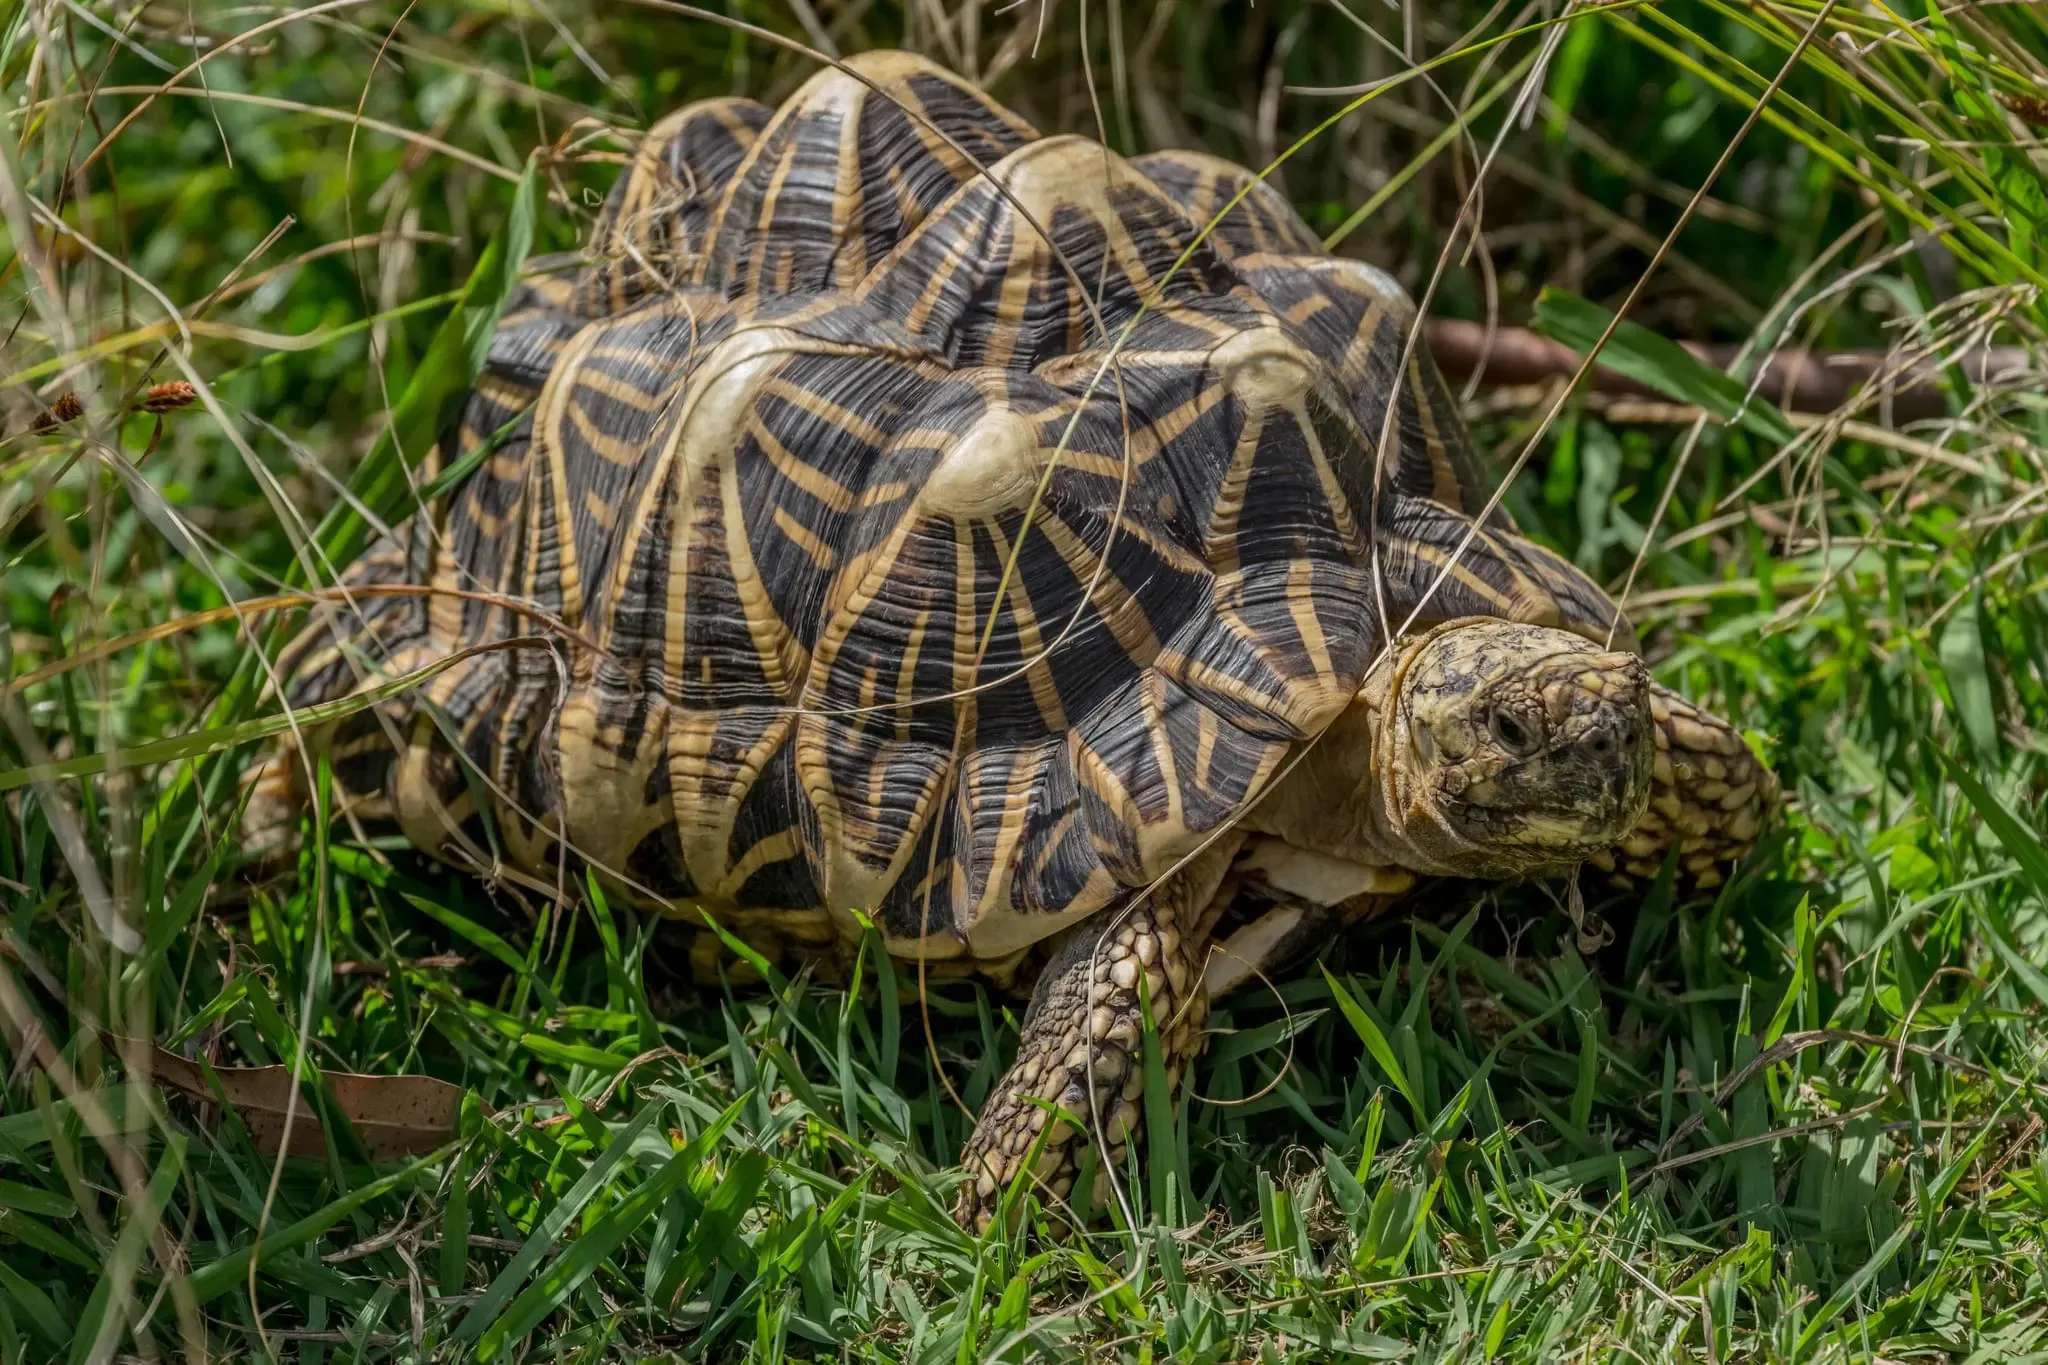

left=1246, top=641, right=1468, bottom=877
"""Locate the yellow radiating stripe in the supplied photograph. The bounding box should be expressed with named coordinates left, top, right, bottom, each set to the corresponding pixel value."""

left=1287, top=400, right=1365, bottom=555
left=964, top=748, right=1046, bottom=928
left=1115, top=373, right=1221, bottom=465
left=894, top=608, right=932, bottom=740
left=887, top=422, right=969, bottom=451
left=1405, top=351, right=1468, bottom=508
left=533, top=328, right=601, bottom=626
left=882, top=159, right=922, bottom=228
left=718, top=456, right=809, bottom=696
left=1201, top=403, right=1265, bottom=572
left=898, top=218, right=977, bottom=337
left=977, top=234, right=1044, bottom=372
left=1033, top=510, right=1162, bottom=661
left=581, top=487, right=619, bottom=534
left=1136, top=672, right=1188, bottom=848
left=1087, top=498, right=1208, bottom=577
left=978, top=518, right=1070, bottom=733
left=1072, top=734, right=1141, bottom=865
left=763, top=376, right=897, bottom=447
left=574, top=363, right=673, bottom=413
left=1285, top=559, right=1334, bottom=683
left=1396, top=530, right=1553, bottom=622
left=563, top=392, right=646, bottom=468
left=1191, top=703, right=1221, bottom=797
left=753, top=418, right=859, bottom=513
left=1160, top=637, right=1323, bottom=732
left=1340, top=292, right=1397, bottom=387
left=721, top=828, right=803, bottom=898
left=804, top=492, right=918, bottom=681
left=772, top=503, right=838, bottom=572
left=747, top=132, right=803, bottom=290
left=1023, top=805, right=1080, bottom=896
left=831, top=82, right=869, bottom=285
left=949, top=516, right=979, bottom=697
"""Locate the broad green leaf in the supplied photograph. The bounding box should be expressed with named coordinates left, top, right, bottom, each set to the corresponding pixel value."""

left=405, top=893, right=561, bottom=1010
left=1923, top=0, right=2046, bottom=270
left=1533, top=288, right=1796, bottom=444
left=0, top=1263, right=66, bottom=1347
left=69, top=1135, right=185, bottom=1365
left=1546, top=15, right=1603, bottom=141
left=1793, top=1222, right=1914, bottom=1357
left=1205, top=1007, right=1329, bottom=1067
left=419, top=403, right=534, bottom=505
left=440, top=1151, right=473, bottom=1298
left=1138, top=972, right=1180, bottom=1223
left=0, top=1178, right=73, bottom=1219
left=0, top=1086, right=149, bottom=1151
left=654, top=1140, right=769, bottom=1307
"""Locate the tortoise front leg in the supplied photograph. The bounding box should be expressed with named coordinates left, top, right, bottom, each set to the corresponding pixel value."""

left=955, top=849, right=1230, bottom=1232
left=1590, top=683, right=1780, bottom=891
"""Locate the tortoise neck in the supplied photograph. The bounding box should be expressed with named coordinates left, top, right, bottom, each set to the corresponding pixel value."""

left=1243, top=657, right=1418, bottom=873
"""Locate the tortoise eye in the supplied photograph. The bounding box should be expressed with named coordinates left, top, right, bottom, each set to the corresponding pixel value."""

left=1491, top=708, right=1539, bottom=756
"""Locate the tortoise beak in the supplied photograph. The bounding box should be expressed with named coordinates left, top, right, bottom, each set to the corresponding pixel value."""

left=1531, top=649, right=1653, bottom=831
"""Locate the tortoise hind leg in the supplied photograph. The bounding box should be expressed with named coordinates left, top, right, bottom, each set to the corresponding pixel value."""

left=1590, top=683, right=1779, bottom=892
left=955, top=846, right=1233, bottom=1232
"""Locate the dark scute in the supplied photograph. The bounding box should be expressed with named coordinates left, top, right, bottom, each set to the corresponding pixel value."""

left=627, top=823, right=699, bottom=901
left=726, top=743, right=819, bottom=911
left=1231, top=405, right=1364, bottom=570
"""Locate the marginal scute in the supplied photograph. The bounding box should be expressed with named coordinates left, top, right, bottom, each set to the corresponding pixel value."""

left=556, top=690, right=668, bottom=873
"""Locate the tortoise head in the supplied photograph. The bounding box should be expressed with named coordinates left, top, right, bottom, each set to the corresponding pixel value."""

left=1373, top=619, right=1654, bottom=879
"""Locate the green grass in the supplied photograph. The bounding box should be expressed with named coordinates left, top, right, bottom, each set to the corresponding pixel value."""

left=6, top=0, right=2048, bottom=1359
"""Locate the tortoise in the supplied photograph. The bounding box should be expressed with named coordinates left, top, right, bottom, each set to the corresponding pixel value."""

left=244, top=50, right=1777, bottom=1230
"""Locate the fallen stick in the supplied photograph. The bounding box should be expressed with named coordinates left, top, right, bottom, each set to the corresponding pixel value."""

left=1425, top=318, right=2031, bottom=421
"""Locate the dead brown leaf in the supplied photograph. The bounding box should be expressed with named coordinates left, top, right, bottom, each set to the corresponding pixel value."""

left=134, top=1042, right=470, bottom=1161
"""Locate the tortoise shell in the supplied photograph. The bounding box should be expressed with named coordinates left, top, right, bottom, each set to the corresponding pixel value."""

left=269, top=51, right=1630, bottom=965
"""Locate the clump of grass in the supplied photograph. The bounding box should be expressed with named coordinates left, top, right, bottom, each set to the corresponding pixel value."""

left=5, top=1, right=2048, bottom=1360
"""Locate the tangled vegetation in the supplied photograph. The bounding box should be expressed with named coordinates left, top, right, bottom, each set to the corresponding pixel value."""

left=5, top=0, right=2048, bottom=1359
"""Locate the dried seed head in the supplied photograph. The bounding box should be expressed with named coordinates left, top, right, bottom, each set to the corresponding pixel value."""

left=142, top=381, right=198, bottom=413
left=2002, top=92, right=2048, bottom=130
left=30, top=391, right=82, bottom=432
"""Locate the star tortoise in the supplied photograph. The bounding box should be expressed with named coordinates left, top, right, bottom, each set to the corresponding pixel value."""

left=246, top=51, right=1777, bottom=1230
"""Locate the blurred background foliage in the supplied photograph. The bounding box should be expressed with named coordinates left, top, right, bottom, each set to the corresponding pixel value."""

left=5, top=0, right=2048, bottom=1360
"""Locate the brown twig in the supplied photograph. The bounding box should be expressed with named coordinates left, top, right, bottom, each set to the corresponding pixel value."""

left=1425, top=318, right=2031, bottom=420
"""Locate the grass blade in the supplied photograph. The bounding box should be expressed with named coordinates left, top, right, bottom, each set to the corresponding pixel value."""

left=304, top=159, right=540, bottom=576
left=1534, top=287, right=1796, bottom=443
left=475, top=1142, right=701, bottom=1360
left=453, top=1099, right=665, bottom=1346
